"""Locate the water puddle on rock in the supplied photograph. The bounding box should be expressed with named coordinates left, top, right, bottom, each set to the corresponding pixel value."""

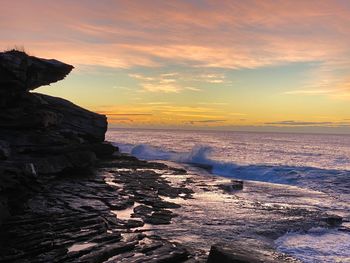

left=111, top=202, right=141, bottom=220
left=103, top=171, right=124, bottom=188
left=105, top=180, right=123, bottom=188
left=68, top=242, right=97, bottom=253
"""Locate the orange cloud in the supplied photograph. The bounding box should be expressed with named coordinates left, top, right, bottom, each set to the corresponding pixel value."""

left=2, top=0, right=350, bottom=100
left=2, top=0, right=349, bottom=68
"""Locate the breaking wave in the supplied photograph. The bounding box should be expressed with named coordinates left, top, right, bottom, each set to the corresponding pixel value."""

left=115, top=143, right=350, bottom=189
left=276, top=227, right=350, bottom=263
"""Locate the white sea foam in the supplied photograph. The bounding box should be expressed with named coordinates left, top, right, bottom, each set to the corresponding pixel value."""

left=108, top=129, right=350, bottom=171
left=108, top=129, right=350, bottom=262
left=110, top=128, right=350, bottom=213
left=275, top=227, right=350, bottom=263
left=116, top=142, right=349, bottom=189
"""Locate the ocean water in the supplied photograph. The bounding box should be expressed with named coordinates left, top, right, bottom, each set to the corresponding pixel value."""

left=107, top=128, right=350, bottom=192
left=107, top=128, right=350, bottom=168
left=275, top=227, right=350, bottom=263
left=106, top=128, right=350, bottom=262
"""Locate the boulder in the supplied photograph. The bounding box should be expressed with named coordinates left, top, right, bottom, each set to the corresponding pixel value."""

left=322, top=214, right=343, bottom=226
left=207, top=241, right=299, bottom=263
left=218, top=180, right=244, bottom=193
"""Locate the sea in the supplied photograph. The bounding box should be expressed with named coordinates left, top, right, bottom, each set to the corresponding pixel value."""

left=106, top=128, right=350, bottom=263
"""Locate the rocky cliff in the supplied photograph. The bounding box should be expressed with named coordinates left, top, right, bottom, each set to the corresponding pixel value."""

left=0, top=50, right=115, bottom=226
left=0, top=51, right=312, bottom=263
left=0, top=51, right=196, bottom=263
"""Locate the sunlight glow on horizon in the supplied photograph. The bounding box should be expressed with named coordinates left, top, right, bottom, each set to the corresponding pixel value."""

left=2, top=0, right=350, bottom=132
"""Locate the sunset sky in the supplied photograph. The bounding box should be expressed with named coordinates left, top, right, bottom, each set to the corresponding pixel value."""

left=2, top=0, right=350, bottom=133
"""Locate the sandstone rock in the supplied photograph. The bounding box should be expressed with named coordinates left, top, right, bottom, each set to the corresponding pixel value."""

left=218, top=180, right=244, bottom=193
left=144, top=210, right=175, bottom=225
left=36, top=93, right=107, bottom=142
left=78, top=241, right=137, bottom=262
left=207, top=241, right=300, bottom=263
left=0, top=50, right=110, bottom=230
left=322, top=214, right=343, bottom=226
left=0, top=50, right=195, bottom=262
left=133, top=204, right=153, bottom=216
left=0, top=51, right=108, bottom=177
left=0, top=141, right=10, bottom=160
left=88, top=142, right=117, bottom=158
left=0, top=50, right=73, bottom=94
left=0, top=151, right=194, bottom=262
left=0, top=195, right=9, bottom=227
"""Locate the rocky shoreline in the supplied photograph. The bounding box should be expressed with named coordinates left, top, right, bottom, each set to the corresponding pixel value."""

left=0, top=50, right=197, bottom=262
left=0, top=149, right=315, bottom=263
left=0, top=51, right=345, bottom=263
left=2, top=150, right=345, bottom=263
left=0, top=153, right=195, bottom=262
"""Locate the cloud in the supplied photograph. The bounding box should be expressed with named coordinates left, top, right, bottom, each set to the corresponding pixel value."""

left=184, top=86, right=201, bottom=92
left=160, top=78, right=176, bottom=84
left=129, top=72, right=204, bottom=93
left=2, top=0, right=350, bottom=71
left=143, top=102, right=170, bottom=105
left=228, top=112, right=247, bottom=116
left=161, top=73, right=179, bottom=77
left=3, top=0, right=350, bottom=100
left=265, top=121, right=332, bottom=126
left=141, top=83, right=181, bottom=93
left=196, top=73, right=227, bottom=84
left=128, top=72, right=182, bottom=93
left=186, top=119, right=227, bottom=125
left=284, top=67, right=350, bottom=99
left=207, top=79, right=225, bottom=83
left=197, top=102, right=228, bottom=106
left=284, top=89, right=335, bottom=95
left=265, top=120, right=350, bottom=127
left=155, top=105, right=218, bottom=113
left=112, top=86, right=133, bottom=91
left=92, top=104, right=224, bottom=126
left=128, top=74, right=155, bottom=81
left=107, top=117, right=133, bottom=122
left=104, top=113, right=152, bottom=116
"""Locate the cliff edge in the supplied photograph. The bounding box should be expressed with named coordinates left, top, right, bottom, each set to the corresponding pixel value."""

left=0, top=50, right=115, bottom=226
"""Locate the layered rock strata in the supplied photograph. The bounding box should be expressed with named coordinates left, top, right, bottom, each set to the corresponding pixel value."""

left=0, top=51, right=196, bottom=262
left=0, top=50, right=111, bottom=226
left=0, top=155, right=194, bottom=262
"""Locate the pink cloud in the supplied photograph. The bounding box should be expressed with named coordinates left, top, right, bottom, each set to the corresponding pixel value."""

left=1, top=0, right=349, bottom=71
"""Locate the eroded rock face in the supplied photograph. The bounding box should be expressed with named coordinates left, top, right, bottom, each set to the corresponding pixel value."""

left=0, top=155, right=193, bottom=262
left=0, top=50, right=73, bottom=93
left=207, top=241, right=300, bottom=263
left=0, top=50, right=112, bottom=226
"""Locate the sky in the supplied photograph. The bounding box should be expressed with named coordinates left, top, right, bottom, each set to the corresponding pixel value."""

left=1, top=0, right=350, bottom=133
